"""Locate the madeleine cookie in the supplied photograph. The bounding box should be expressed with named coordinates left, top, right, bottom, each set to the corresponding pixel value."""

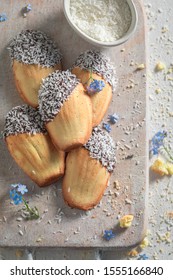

left=3, top=105, right=65, bottom=187
left=62, top=126, right=116, bottom=210
left=72, top=50, right=118, bottom=127
left=39, top=70, right=92, bottom=151
left=8, top=30, right=62, bottom=108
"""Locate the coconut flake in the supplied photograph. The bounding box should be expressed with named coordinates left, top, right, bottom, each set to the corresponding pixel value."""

left=3, top=105, right=46, bottom=138
left=72, top=50, right=118, bottom=91
left=8, top=30, right=62, bottom=67
left=38, top=70, right=80, bottom=123
left=84, top=126, right=116, bottom=172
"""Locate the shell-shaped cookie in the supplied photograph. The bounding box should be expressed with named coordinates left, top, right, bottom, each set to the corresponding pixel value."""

left=6, top=133, right=65, bottom=187
left=8, top=30, right=62, bottom=108
left=72, top=50, right=118, bottom=127
left=3, top=105, right=65, bottom=187
left=13, top=61, right=61, bottom=108
left=63, top=148, right=110, bottom=210
left=62, top=127, right=116, bottom=210
left=72, top=67, right=112, bottom=127
left=39, top=70, right=93, bottom=151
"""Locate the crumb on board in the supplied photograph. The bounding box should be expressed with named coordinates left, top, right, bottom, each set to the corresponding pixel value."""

left=113, top=180, right=120, bottom=190
left=127, top=249, right=139, bottom=257
left=140, top=237, right=149, bottom=249
left=151, top=158, right=173, bottom=176
left=161, top=26, right=169, bottom=33
left=155, top=88, right=161, bottom=94
left=136, top=63, right=145, bottom=70
left=15, top=249, right=23, bottom=258
left=119, top=214, right=134, bottom=228
left=36, top=237, right=42, bottom=243
left=155, top=61, right=166, bottom=72
left=167, top=212, right=173, bottom=218
left=18, top=230, right=24, bottom=236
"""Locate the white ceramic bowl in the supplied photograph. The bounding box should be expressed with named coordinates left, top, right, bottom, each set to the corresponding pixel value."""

left=63, top=0, right=138, bottom=47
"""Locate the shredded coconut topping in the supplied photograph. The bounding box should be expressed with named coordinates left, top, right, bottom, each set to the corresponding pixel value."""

left=8, top=29, right=62, bottom=67
left=84, top=126, right=116, bottom=172
left=3, top=105, right=46, bottom=138
left=70, top=0, right=132, bottom=42
left=72, top=50, right=118, bottom=91
left=38, top=70, right=80, bottom=123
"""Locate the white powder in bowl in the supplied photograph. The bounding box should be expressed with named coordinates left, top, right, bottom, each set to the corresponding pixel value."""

left=70, top=0, right=132, bottom=42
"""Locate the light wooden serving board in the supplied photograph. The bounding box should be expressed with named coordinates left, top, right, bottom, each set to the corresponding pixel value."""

left=0, top=0, right=148, bottom=249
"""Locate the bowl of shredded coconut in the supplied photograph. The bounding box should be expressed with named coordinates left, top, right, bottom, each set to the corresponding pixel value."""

left=63, top=0, right=138, bottom=47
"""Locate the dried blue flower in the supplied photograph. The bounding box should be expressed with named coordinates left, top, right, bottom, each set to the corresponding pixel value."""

left=0, top=13, right=7, bottom=22
left=87, top=79, right=105, bottom=95
left=103, top=230, right=116, bottom=241
left=108, top=113, right=119, bottom=124
left=17, top=184, right=28, bottom=195
left=10, top=189, right=23, bottom=205
left=9, top=184, right=39, bottom=219
left=10, top=183, right=28, bottom=194
left=150, top=131, right=167, bottom=155
left=138, top=254, right=149, bottom=260
left=102, top=122, right=111, bottom=133
left=26, top=4, right=32, bottom=12
left=9, top=189, right=17, bottom=199
left=13, top=193, right=23, bottom=205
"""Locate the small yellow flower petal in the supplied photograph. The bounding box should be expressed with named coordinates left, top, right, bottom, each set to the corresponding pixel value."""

left=166, top=163, right=173, bottom=175
left=140, top=237, right=149, bottom=249
left=127, top=249, right=138, bottom=257
left=119, top=214, right=134, bottom=228
left=150, top=158, right=169, bottom=176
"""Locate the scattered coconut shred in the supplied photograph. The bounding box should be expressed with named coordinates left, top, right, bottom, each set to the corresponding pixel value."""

left=70, top=0, right=132, bottom=42
left=3, top=105, right=46, bottom=138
